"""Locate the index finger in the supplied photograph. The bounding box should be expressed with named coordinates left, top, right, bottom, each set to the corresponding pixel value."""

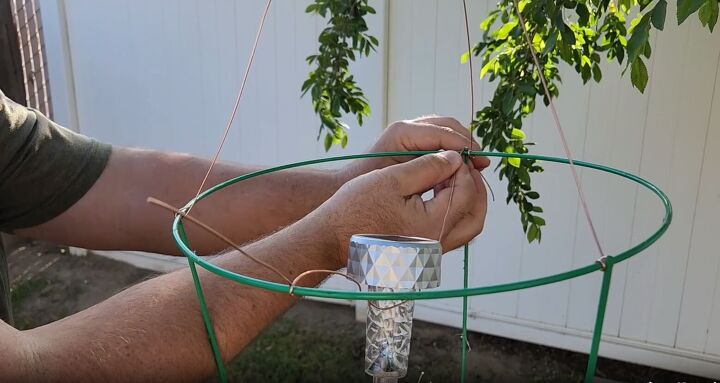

left=413, top=116, right=490, bottom=169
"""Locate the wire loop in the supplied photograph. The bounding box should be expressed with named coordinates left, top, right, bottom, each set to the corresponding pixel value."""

left=171, top=150, right=672, bottom=301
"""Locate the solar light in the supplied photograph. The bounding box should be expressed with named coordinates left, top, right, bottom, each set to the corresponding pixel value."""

left=348, top=234, right=442, bottom=383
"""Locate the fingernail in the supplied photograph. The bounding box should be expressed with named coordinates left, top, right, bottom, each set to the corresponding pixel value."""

left=436, top=150, right=462, bottom=166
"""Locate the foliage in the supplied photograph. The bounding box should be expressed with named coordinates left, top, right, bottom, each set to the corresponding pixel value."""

left=304, top=0, right=717, bottom=242
left=303, top=0, right=379, bottom=150
left=469, top=0, right=715, bottom=242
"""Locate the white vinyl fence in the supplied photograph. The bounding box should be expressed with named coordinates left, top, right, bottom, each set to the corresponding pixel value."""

left=40, top=0, right=720, bottom=378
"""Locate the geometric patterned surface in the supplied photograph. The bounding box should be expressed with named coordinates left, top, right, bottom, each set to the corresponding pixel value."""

left=347, top=234, right=442, bottom=289
left=365, top=286, right=415, bottom=379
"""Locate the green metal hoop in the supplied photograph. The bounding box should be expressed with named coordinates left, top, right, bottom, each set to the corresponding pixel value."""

left=171, top=151, right=672, bottom=383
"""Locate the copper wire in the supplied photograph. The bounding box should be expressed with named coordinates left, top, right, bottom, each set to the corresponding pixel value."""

left=149, top=0, right=517, bottom=312
left=147, top=197, right=408, bottom=309
left=287, top=270, right=406, bottom=310
left=288, top=270, right=361, bottom=295
left=512, top=0, right=605, bottom=259
left=147, top=197, right=291, bottom=285
left=184, top=0, right=273, bottom=215
left=439, top=0, right=479, bottom=243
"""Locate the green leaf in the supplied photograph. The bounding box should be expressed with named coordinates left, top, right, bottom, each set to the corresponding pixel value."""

left=323, top=133, right=333, bottom=151
left=480, top=57, right=498, bottom=78
left=495, top=20, right=519, bottom=39
left=518, top=167, right=530, bottom=185
left=511, top=128, right=526, bottom=139
left=532, top=33, right=545, bottom=51
left=577, top=3, right=590, bottom=25
left=639, top=0, right=654, bottom=10
left=460, top=51, right=470, bottom=64
left=627, top=16, right=650, bottom=64
left=542, top=31, right=559, bottom=55
left=559, top=23, right=576, bottom=46
left=532, top=216, right=546, bottom=225
left=518, top=0, right=529, bottom=12
left=480, top=11, right=499, bottom=31
left=631, top=58, right=649, bottom=93
left=592, top=64, right=602, bottom=82
left=504, top=146, right=521, bottom=167
left=581, top=55, right=592, bottom=68
left=526, top=191, right=540, bottom=199
left=362, top=5, right=377, bottom=14
left=581, top=65, right=592, bottom=83
left=699, top=0, right=719, bottom=31
left=500, top=91, right=515, bottom=114
left=527, top=224, right=539, bottom=242
left=652, top=0, right=668, bottom=30
left=678, top=0, right=706, bottom=24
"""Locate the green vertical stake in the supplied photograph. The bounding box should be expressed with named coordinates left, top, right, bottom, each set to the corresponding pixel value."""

left=188, top=261, right=228, bottom=383
left=584, top=258, right=614, bottom=383
left=178, top=224, right=227, bottom=383
left=460, top=150, right=471, bottom=383
left=460, top=242, right=470, bottom=383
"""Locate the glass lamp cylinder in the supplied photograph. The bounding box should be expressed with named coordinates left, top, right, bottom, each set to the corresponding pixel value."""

left=347, top=235, right=442, bottom=383
left=365, top=286, right=415, bottom=380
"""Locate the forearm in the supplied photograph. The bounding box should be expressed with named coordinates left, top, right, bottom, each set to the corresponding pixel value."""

left=10, top=214, right=339, bottom=382
left=19, top=147, right=344, bottom=255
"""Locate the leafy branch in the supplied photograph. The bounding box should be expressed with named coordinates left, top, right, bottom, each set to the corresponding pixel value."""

left=469, top=0, right=716, bottom=242
left=302, top=0, right=717, bottom=242
left=303, top=0, right=378, bottom=150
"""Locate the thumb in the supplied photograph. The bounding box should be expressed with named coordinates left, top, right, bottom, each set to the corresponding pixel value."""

left=386, top=151, right=463, bottom=195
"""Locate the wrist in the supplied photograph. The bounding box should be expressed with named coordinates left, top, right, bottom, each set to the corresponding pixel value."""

left=294, top=210, right=346, bottom=270
left=329, top=166, right=350, bottom=191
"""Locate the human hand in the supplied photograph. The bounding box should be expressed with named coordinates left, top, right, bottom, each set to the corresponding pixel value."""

left=338, top=116, right=491, bottom=184
left=310, top=150, right=487, bottom=269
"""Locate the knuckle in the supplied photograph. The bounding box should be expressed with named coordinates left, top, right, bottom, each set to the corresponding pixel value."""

left=387, top=120, right=408, bottom=132
left=415, top=114, right=438, bottom=121
left=341, top=172, right=372, bottom=192
left=383, top=172, right=401, bottom=191
left=439, top=125, right=456, bottom=136
left=426, top=153, right=453, bottom=172
left=445, top=117, right=462, bottom=127
left=337, top=179, right=358, bottom=196
left=367, top=168, right=398, bottom=191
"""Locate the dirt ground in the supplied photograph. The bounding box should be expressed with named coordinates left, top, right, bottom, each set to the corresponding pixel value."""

left=7, top=241, right=716, bottom=382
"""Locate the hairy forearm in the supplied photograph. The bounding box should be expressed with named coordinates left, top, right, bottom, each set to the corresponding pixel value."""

left=19, top=147, right=344, bottom=255
left=8, top=214, right=339, bottom=382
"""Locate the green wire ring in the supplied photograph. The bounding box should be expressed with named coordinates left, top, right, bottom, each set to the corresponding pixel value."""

left=172, top=151, right=672, bottom=300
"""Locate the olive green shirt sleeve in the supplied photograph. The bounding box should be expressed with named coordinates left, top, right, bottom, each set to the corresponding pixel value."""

left=0, top=90, right=112, bottom=231
left=0, top=90, right=111, bottom=325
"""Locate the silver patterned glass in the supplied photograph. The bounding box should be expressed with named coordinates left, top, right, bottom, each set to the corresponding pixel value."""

left=365, top=286, right=415, bottom=380
left=347, top=234, right=442, bottom=383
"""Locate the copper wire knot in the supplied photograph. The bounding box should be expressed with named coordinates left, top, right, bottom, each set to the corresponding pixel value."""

left=460, top=146, right=471, bottom=160
left=596, top=256, right=609, bottom=272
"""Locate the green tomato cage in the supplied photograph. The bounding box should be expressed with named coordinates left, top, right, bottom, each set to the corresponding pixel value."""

left=171, top=151, right=672, bottom=383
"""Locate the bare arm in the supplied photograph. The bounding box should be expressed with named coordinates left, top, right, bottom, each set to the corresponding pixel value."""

left=16, top=117, right=488, bottom=256
left=16, top=147, right=342, bottom=255
left=1, top=151, right=487, bottom=382
left=3, top=208, right=339, bottom=382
